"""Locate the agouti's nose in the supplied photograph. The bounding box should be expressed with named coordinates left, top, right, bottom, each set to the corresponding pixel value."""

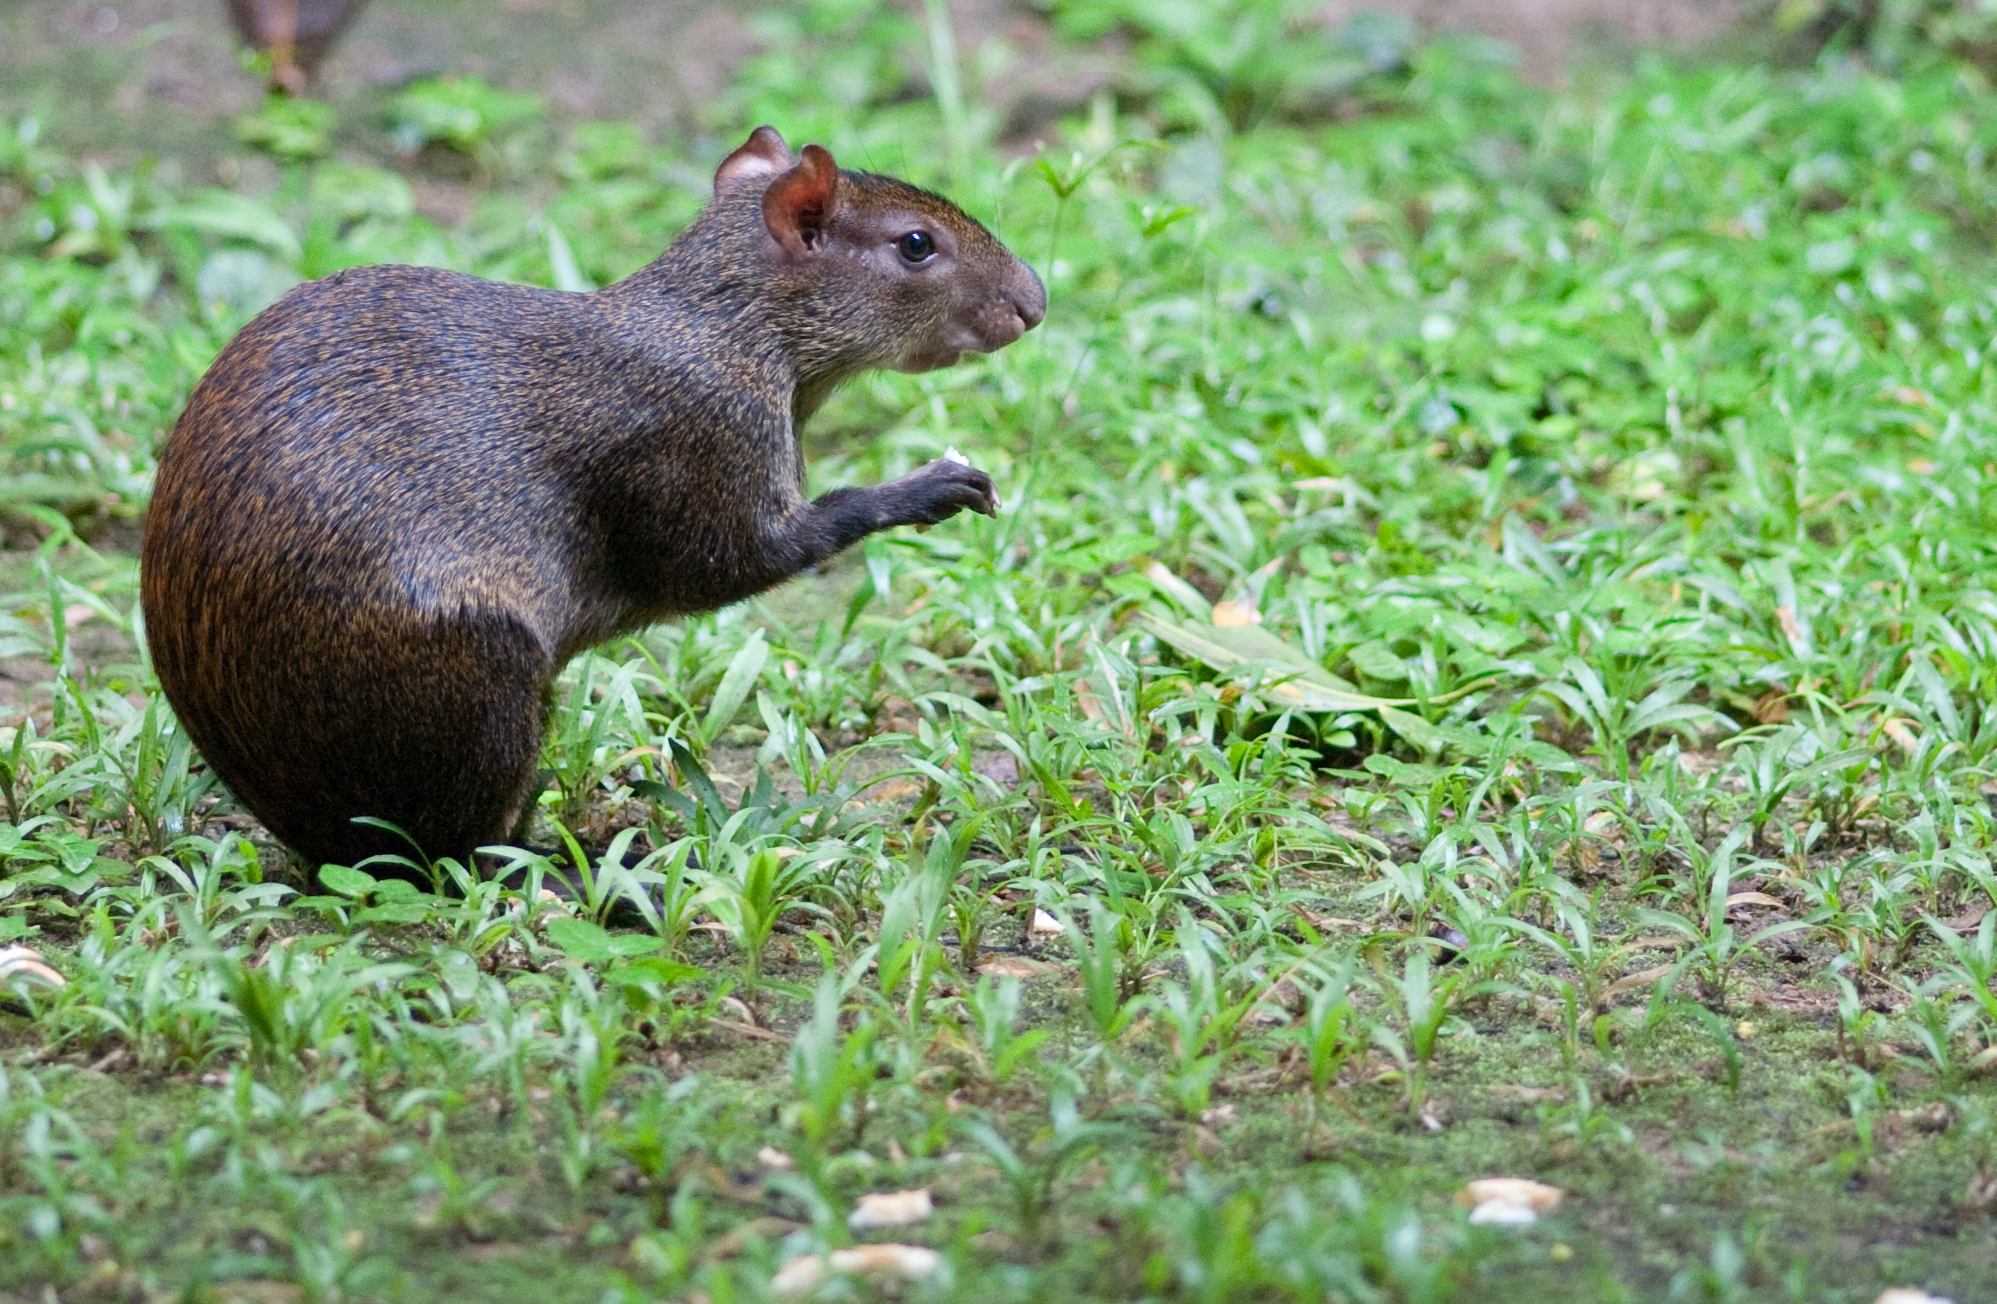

left=1012, top=263, right=1047, bottom=331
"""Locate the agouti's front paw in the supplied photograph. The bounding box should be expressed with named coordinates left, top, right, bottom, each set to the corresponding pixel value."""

left=889, top=455, right=1000, bottom=528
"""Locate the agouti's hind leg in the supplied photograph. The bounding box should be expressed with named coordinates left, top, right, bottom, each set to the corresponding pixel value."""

left=231, top=610, right=554, bottom=884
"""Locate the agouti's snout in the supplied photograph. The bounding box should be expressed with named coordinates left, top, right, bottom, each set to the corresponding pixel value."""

left=952, top=267, right=1046, bottom=362
left=990, top=266, right=1048, bottom=347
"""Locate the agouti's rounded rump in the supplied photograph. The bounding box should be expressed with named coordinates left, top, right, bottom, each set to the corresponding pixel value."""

left=141, top=126, right=1045, bottom=877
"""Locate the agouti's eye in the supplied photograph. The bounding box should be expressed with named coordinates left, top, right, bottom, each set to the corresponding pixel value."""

left=897, top=231, right=936, bottom=264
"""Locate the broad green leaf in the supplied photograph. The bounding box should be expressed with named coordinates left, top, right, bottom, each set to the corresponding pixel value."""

left=701, top=630, right=769, bottom=745
left=1136, top=612, right=1490, bottom=716
left=317, top=865, right=380, bottom=899
left=547, top=916, right=666, bottom=966
left=145, top=190, right=303, bottom=263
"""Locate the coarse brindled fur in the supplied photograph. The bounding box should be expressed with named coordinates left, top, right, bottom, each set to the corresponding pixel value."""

left=142, top=126, right=1046, bottom=877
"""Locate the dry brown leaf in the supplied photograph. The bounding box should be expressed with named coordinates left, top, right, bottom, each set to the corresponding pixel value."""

left=1458, top=1178, right=1563, bottom=1210
left=462, top=1242, right=527, bottom=1262
left=853, top=777, right=924, bottom=806
left=214, top=1285, right=306, bottom=1304
left=1600, top=964, right=1678, bottom=1006
left=977, top=955, right=1060, bottom=978
left=707, top=1217, right=802, bottom=1261
left=1751, top=688, right=1791, bottom=724
left=1724, top=892, right=1785, bottom=912
left=1211, top=599, right=1261, bottom=627
left=849, top=1189, right=934, bottom=1230
left=1962, top=1169, right=1997, bottom=1212
left=1456, top=1177, right=1564, bottom=1227
left=1882, top=717, right=1920, bottom=756
left=1940, top=904, right=1990, bottom=933
left=1775, top=605, right=1807, bottom=654
left=773, top=1244, right=942, bottom=1297
left=0, top=946, right=65, bottom=990
left=709, top=1018, right=786, bottom=1043
left=1486, top=1084, right=1568, bottom=1104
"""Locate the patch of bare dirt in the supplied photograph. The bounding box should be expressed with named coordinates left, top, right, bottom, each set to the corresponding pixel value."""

left=4, top=0, right=1757, bottom=178
left=1326, top=0, right=1748, bottom=83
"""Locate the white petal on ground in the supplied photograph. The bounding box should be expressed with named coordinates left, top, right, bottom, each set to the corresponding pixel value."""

left=1468, top=1201, right=1542, bottom=1227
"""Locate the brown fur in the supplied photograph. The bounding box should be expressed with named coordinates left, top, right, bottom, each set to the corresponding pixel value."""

left=141, top=126, right=1045, bottom=878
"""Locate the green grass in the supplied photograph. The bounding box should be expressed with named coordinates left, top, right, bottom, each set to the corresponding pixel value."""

left=6, top=6, right=1997, bottom=1301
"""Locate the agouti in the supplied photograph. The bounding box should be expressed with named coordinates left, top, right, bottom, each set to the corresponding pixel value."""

left=141, top=126, right=1046, bottom=878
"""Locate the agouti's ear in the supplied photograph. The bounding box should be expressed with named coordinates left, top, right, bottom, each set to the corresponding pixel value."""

left=761, top=144, right=840, bottom=258
left=714, top=125, right=793, bottom=193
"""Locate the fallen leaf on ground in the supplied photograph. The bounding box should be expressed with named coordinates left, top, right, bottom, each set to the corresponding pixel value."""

left=851, top=777, right=924, bottom=806
left=1600, top=964, right=1678, bottom=1006
left=1211, top=599, right=1261, bottom=627
left=710, top=1018, right=785, bottom=1042
left=214, top=1285, right=305, bottom=1304
left=1486, top=1084, right=1568, bottom=1104
left=849, top=1188, right=934, bottom=1229
left=977, top=955, right=1059, bottom=978
left=707, top=1216, right=802, bottom=1260
left=0, top=946, right=65, bottom=990
left=772, top=1244, right=942, bottom=1297
left=1962, top=1169, right=1997, bottom=1211
left=462, top=1243, right=526, bottom=1262
left=1939, top=904, right=1989, bottom=932
left=1457, top=1178, right=1564, bottom=1227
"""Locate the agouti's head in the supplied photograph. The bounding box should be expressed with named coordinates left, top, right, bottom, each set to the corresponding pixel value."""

left=711, top=126, right=1046, bottom=377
